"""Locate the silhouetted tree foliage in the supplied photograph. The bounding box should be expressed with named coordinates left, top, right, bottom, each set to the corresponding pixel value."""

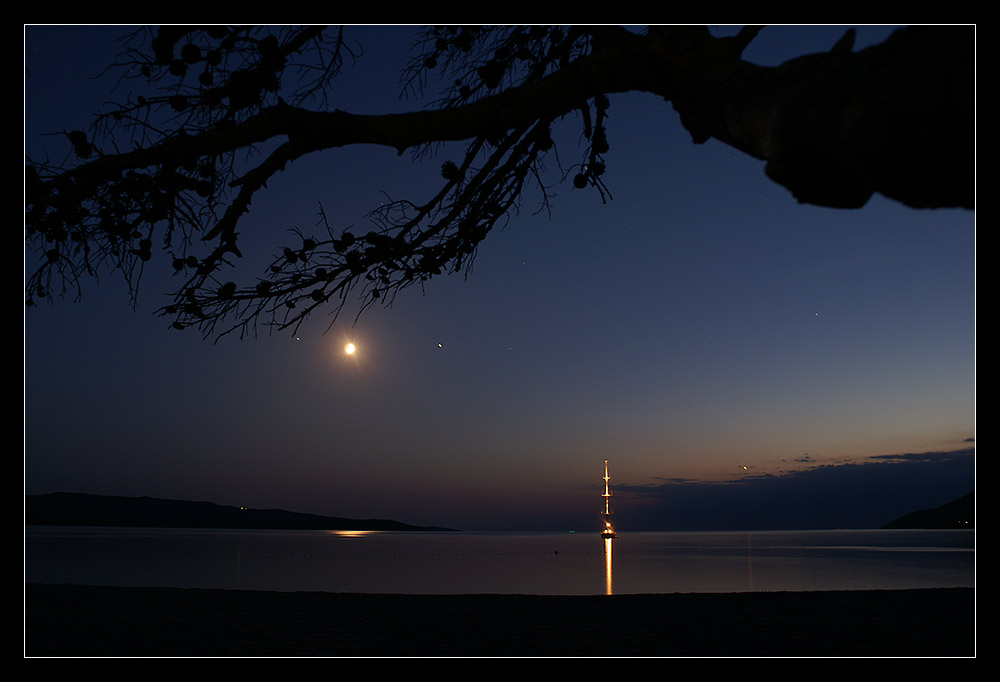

left=25, top=25, right=973, bottom=339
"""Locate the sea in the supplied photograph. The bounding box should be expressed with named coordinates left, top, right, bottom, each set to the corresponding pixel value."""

left=24, top=526, right=974, bottom=595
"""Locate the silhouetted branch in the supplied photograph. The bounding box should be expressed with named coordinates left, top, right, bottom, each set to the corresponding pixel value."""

left=26, top=25, right=974, bottom=340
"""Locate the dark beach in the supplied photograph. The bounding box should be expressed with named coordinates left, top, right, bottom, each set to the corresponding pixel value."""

left=25, top=583, right=973, bottom=657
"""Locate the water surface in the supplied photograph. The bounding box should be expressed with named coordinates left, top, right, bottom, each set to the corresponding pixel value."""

left=25, top=527, right=973, bottom=595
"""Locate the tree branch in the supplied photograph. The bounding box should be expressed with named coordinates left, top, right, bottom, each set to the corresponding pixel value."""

left=26, top=25, right=973, bottom=340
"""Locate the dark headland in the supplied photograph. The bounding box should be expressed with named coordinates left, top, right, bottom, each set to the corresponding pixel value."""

left=25, top=492, right=451, bottom=532
left=882, top=492, right=974, bottom=529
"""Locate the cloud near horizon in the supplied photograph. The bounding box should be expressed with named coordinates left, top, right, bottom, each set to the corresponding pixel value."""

left=614, top=447, right=974, bottom=531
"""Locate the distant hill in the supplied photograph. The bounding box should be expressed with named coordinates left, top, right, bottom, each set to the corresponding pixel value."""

left=882, top=492, right=974, bottom=529
left=25, top=492, right=451, bottom=532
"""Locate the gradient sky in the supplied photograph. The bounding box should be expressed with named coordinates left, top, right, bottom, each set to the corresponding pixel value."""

left=24, top=25, right=975, bottom=531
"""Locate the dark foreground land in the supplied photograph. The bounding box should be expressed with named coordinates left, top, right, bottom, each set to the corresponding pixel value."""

left=25, top=583, right=973, bottom=657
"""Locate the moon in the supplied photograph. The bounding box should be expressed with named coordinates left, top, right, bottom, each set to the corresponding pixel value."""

left=344, top=342, right=356, bottom=355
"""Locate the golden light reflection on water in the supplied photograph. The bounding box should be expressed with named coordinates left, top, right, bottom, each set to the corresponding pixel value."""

left=604, top=536, right=613, bottom=595
left=326, top=530, right=380, bottom=538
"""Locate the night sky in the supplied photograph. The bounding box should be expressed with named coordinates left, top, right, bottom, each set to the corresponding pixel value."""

left=24, top=26, right=975, bottom=531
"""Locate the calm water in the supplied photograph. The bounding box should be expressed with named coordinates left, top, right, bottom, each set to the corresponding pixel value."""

left=24, top=527, right=974, bottom=595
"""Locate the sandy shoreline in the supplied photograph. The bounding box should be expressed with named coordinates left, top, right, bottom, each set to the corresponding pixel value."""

left=25, top=583, right=974, bottom=657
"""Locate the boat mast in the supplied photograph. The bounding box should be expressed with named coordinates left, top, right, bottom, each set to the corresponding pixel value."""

left=603, top=459, right=612, bottom=516
left=602, top=459, right=617, bottom=538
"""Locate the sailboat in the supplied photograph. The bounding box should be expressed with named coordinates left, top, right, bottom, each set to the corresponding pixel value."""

left=601, top=459, right=617, bottom=539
